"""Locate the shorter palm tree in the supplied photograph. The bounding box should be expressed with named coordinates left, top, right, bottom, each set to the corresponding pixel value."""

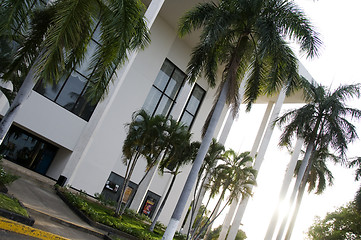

left=116, top=110, right=167, bottom=216
left=190, top=150, right=256, bottom=240
left=149, top=139, right=199, bottom=231
left=186, top=139, right=224, bottom=237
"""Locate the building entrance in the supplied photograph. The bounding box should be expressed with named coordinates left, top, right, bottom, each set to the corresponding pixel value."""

left=0, top=126, right=58, bottom=175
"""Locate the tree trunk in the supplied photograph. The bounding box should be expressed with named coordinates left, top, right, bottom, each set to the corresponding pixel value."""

left=284, top=160, right=312, bottom=240
left=275, top=142, right=314, bottom=240
left=218, top=197, right=239, bottom=240
left=203, top=195, right=222, bottom=239
left=130, top=159, right=161, bottom=212
left=194, top=193, right=230, bottom=240
left=189, top=190, right=213, bottom=240
left=149, top=173, right=177, bottom=231
left=283, top=180, right=307, bottom=240
left=183, top=172, right=210, bottom=235
left=115, top=152, right=140, bottom=216
left=161, top=81, right=229, bottom=240
left=264, top=138, right=303, bottom=240
left=0, top=67, right=36, bottom=144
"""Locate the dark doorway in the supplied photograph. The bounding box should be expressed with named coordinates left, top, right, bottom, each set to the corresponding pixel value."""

left=0, top=125, right=58, bottom=175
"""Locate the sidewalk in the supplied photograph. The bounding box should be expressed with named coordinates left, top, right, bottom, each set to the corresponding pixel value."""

left=0, top=160, right=109, bottom=240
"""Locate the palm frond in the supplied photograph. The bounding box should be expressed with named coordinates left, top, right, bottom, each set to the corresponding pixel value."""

left=36, top=0, right=98, bottom=83
left=86, top=0, right=150, bottom=103
left=178, top=2, right=218, bottom=37
left=269, top=0, right=322, bottom=58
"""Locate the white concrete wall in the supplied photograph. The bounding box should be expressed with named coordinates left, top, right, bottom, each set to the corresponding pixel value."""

left=65, top=13, right=230, bottom=225
left=13, top=92, right=87, bottom=150
left=68, top=15, right=179, bottom=195
left=46, top=148, right=73, bottom=180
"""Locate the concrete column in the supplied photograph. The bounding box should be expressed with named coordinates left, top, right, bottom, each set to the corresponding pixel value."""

left=180, top=175, right=209, bottom=234
left=226, top=87, right=287, bottom=240
left=250, top=102, right=274, bottom=157
left=218, top=198, right=240, bottom=240
left=264, top=138, right=303, bottom=240
left=63, top=0, right=166, bottom=185
left=219, top=101, right=274, bottom=240
left=217, top=77, right=247, bottom=145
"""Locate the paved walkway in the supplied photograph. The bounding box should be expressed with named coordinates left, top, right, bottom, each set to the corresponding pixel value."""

left=0, top=160, right=109, bottom=240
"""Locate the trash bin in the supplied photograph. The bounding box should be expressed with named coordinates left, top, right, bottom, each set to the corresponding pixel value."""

left=56, top=175, right=67, bottom=187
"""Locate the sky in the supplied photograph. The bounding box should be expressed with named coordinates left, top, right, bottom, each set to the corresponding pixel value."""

left=223, top=0, right=361, bottom=239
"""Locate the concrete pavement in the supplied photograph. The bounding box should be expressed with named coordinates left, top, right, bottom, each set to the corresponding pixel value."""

left=0, top=160, right=110, bottom=240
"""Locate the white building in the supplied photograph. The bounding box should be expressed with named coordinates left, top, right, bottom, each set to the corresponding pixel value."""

left=0, top=0, right=311, bottom=230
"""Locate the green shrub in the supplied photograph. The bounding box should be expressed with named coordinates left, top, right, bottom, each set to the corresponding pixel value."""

left=58, top=188, right=186, bottom=240
left=0, top=159, right=19, bottom=186
left=94, top=193, right=116, bottom=207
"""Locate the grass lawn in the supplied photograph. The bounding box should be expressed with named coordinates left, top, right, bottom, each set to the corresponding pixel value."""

left=58, top=187, right=185, bottom=240
left=0, top=193, right=29, bottom=218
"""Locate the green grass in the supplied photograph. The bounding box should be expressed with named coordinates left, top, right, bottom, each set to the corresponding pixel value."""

left=0, top=193, right=29, bottom=217
left=58, top=188, right=184, bottom=240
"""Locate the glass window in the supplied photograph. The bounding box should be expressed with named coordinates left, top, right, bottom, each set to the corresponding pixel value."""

left=36, top=76, right=66, bottom=101
left=74, top=40, right=99, bottom=78
left=143, top=59, right=186, bottom=117
left=55, top=72, right=88, bottom=111
left=154, top=96, right=172, bottom=116
left=142, top=88, right=162, bottom=116
left=179, top=84, right=206, bottom=129
left=153, top=61, right=174, bottom=91
left=33, top=23, right=110, bottom=122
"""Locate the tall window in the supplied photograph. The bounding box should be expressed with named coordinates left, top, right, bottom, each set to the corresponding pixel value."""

left=142, top=59, right=186, bottom=117
left=34, top=24, right=105, bottom=121
left=179, top=84, right=206, bottom=129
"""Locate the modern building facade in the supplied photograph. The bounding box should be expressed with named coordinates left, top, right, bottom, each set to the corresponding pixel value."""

left=0, top=0, right=312, bottom=232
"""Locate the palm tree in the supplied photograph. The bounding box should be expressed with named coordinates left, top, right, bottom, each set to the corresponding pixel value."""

left=0, top=0, right=150, bottom=144
left=116, top=110, right=167, bottom=216
left=275, top=81, right=361, bottom=239
left=186, top=139, right=224, bottom=237
left=149, top=138, right=199, bottom=232
left=162, top=1, right=320, bottom=239
left=191, top=150, right=256, bottom=240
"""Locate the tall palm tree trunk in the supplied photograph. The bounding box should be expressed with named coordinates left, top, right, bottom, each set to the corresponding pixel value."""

left=264, top=138, right=304, bottom=239
left=184, top=172, right=210, bottom=235
left=162, top=81, right=229, bottom=240
left=284, top=167, right=309, bottom=240
left=149, top=173, right=177, bottom=231
left=0, top=66, right=36, bottom=144
left=275, top=142, right=314, bottom=240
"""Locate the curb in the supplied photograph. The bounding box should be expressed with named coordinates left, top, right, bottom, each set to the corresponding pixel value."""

left=0, top=207, right=35, bottom=226
left=0, top=216, right=69, bottom=240
left=0, top=193, right=35, bottom=226
left=27, top=207, right=106, bottom=239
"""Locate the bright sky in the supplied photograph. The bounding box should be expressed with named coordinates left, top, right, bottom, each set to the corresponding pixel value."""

left=223, top=0, right=361, bottom=239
